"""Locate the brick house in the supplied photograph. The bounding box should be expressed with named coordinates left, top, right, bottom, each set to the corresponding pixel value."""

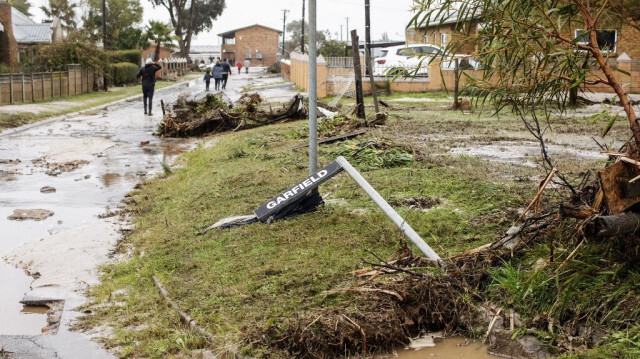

left=218, top=24, right=282, bottom=67
left=406, top=6, right=640, bottom=59
left=0, top=1, right=18, bottom=67
left=142, top=43, right=175, bottom=61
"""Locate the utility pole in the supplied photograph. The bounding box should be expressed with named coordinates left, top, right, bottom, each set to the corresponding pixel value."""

left=340, top=25, right=343, bottom=42
left=364, top=0, right=379, bottom=112
left=309, top=0, right=317, bottom=173
left=102, top=0, right=107, bottom=90
left=345, top=17, right=350, bottom=39
left=351, top=30, right=366, bottom=119
left=301, top=0, right=305, bottom=54
left=281, top=9, right=290, bottom=58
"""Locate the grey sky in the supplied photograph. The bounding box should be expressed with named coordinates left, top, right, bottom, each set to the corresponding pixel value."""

left=28, top=0, right=417, bottom=46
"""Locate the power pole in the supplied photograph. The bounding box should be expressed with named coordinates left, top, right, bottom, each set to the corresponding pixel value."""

left=345, top=17, right=350, bottom=39
left=309, top=0, right=317, bottom=174
left=281, top=9, right=290, bottom=57
left=340, top=25, right=343, bottom=42
left=351, top=30, right=366, bottom=119
left=364, top=0, right=379, bottom=112
left=301, top=0, right=305, bottom=54
left=102, top=0, right=107, bottom=90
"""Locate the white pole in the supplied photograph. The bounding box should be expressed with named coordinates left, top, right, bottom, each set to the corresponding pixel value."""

left=335, top=156, right=442, bottom=261
left=308, top=0, right=318, bottom=174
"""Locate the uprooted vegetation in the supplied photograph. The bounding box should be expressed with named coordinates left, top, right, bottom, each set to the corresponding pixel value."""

left=157, top=93, right=308, bottom=137
left=76, top=91, right=640, bottom=358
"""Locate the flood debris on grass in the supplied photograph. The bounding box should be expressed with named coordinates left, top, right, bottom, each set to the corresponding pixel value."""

left=391, top=197, right=442, bottom=212
left=330, top=140, right=414, bottom=170
left=158, top=93, right=307, bottom=137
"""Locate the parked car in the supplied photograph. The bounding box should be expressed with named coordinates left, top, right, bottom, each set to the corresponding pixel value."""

left=373, top=44, right=479, bottom=77
left=372, top=44, right=441, bottom=77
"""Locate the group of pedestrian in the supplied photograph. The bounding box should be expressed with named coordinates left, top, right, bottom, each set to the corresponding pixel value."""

left=203, top=59, right=250, bottom=92
left=236, top=60, right=251, bottom=74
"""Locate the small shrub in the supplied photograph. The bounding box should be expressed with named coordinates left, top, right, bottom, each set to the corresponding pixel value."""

left=108, top=50, right=142, bottom=65
left=34, top=42, right=108, bottom=71
left=111, top=62, right=140, bottom=86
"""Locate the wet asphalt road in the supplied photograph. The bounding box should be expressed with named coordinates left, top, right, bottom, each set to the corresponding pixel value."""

left=0, top=74, right=254, bottom=358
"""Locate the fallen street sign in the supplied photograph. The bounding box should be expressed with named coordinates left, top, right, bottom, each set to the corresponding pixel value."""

left=254, top=160, right=343, bottom=221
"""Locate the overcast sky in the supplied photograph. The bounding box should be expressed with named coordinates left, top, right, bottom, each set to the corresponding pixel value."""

left=27, top=0, right=417, bottom=46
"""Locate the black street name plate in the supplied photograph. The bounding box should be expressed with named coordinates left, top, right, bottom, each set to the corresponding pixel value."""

left=254, top=160, right=343, bottom=221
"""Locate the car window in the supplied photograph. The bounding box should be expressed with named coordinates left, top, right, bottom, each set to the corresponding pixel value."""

left=380, top=50, right=388, bottom=57
left=425, top=46, right=441, bottom=54
left=396, top=48, right=412, bottom=57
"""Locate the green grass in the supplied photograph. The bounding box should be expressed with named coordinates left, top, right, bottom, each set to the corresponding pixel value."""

left=78, top=113, right=528, bottom=357
left=0, top=80, right=177, bottom=131
left=78, top=91, right=638, bottom=357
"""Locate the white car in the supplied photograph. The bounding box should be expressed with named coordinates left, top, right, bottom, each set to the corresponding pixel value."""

left=373, top=44, right=479, bottom=77
left=373, top=44, right=441, bottom=77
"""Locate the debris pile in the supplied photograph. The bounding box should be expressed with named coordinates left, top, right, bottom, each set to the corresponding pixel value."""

left=158, top=93, right=308, bottom=137
left=31, top=157, right=89, bottom=176
left=330, top=140, right=414, bottom=170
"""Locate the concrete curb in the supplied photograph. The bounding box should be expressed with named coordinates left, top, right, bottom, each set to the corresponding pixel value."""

left=0, top=80, right=195, bottom=138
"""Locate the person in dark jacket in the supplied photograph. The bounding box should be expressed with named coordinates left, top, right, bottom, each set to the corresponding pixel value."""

left=221, top=59, right=231, bottom=89
left=203, top=70, right=212, bottom=91
left=212, top=61, right=223, bottom=90
left=136, top=58, right=162, bottom=115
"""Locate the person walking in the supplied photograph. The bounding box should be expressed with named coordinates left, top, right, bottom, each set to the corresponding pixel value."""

left=203, top=70, right=212, bottom=91
left=236, top=61, right=242, bottom=74
left=136, top=58, right=162, bottom=116
left=212, top=61, right=223, bottom=90
left=244, top=59, right=251, bottom=74
left=221, top=59, right=232, bottom=89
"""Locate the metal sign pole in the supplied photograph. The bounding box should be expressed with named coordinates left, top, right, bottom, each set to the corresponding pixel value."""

left=308, top=0, right=318, bottom=174
left=335, top=156, right=442, bottom=261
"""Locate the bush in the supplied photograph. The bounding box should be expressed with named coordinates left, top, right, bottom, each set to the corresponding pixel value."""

left=111, top=62, right=140, bottom=86
left=34, top=42, right=108, bottom=71
left=108, top=50, right=142, bottom=65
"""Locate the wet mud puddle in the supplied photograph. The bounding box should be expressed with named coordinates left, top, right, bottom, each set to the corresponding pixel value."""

left=0, top=83, right=201, bottom=338
left=379, top=337, right=498, bottom=359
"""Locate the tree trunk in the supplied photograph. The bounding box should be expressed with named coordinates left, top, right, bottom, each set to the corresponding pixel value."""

left=183, top=0, right=196, bottom=58
left=155, top=42, right=161, bottom=61
left=588, top=29, right=640, bottom=149
left=584, top=212, right=640, bottom=238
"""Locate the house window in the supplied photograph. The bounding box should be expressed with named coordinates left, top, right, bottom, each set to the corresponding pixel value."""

left=256, top=53, right=263, bottom=60
left=245, top=53, right=252, bottom=59
left=575, top=29, right=617, bottom=52
left=440, top=33, right=447, bottom=46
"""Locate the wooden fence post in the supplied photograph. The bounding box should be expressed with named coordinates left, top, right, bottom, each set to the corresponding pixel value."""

left=31, top=74, right=35, bottom=103
left=41, top=73, right=45, bottom=100
left=50, top=73, right=54, bottom=100
left=21, top=74, right=25, bottom=102
left=67, top=67, right=71, bottom=96
left=9, top=74, right=13, bottom=104
left=59, top=70, right=63, bottom=97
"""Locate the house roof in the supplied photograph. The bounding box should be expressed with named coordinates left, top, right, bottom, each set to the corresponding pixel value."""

left=190, top=45, right=221, bottom=54
left=12, top=7, right=52, bottom=43
left=218, top=24, right=282, bottom=38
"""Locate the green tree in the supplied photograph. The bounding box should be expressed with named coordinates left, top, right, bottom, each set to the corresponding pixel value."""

left=116, top=28, right=149, bottom=50
left=318, top=39, right=346, bottom=58
left=82, top=0, right=143, bottom=49
left=285, top=19, right=329, bottom=55
left=411, top=0, right=640, bottom=161
left=8, top=0, right=32, bottom=16
left=40, top=0, right=78, bottom=30
left=143, top=21, right=175, bottom=60
left=151, top=0, right=225, bottom=57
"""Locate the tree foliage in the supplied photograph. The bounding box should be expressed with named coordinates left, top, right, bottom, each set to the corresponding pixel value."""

left=8, top=0, right=31, bottom=16
left=318, top=40, right=347, bottom=58
left=151, top=0, right=225, bottom=57
left=33, top=41, right=108, bottom=71
left=411, top=0, right=640, bottom=150
left=116, top=28, right=149, bottom=50
left=144, top=21, right=175, bottom=60
left=82, top=0, right=143, bottom=49
left=40, top=0, right=78, bottom=30
left=285, top=19, right=330, bottom=55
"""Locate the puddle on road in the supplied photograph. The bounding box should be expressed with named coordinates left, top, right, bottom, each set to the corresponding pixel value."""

left=0, top=264, right=48, bottom=335
left=378, top=337, right=497, bottom=359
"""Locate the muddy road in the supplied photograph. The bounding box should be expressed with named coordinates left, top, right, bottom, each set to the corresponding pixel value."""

left=0, top=72, right=273, bottom=358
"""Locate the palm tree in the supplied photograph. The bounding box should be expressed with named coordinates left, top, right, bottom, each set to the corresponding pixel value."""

left=144, top=21, right=175, bottom=61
